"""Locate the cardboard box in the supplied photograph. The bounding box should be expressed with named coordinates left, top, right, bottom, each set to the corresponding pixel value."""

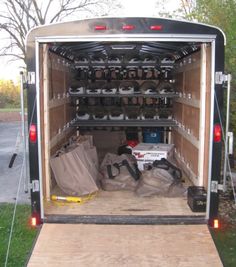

left=132, top=143, right=174, bottom=170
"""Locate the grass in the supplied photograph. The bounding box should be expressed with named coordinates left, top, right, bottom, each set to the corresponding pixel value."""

left=211, top=220, right=236, bottom=267
left=0, top=108, right=21, bottom=112
left=0, top=203, right=38, bottom=267
left=212, top=228, right=236, bottom=267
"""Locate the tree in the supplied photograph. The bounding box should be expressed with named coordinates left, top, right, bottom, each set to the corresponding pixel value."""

left=0, top=0, right=121, bottom=64
left=154, top=0, right=196, bottom=19
left=0, top=79, right=21, bottom=108
left=186, top=0, right=236, bottom=131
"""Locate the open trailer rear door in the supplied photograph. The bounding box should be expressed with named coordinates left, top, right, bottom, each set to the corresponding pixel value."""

left=27, top=224, right=222, bottom=267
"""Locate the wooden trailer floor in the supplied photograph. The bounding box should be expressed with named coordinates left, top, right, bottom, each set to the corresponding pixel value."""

left=28, top=224, right=222, bottom=267
left=44, top=190, right=204, bottom=216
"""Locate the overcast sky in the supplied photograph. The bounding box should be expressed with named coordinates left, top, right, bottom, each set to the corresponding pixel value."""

left=0, top=0, right=180, bottom=82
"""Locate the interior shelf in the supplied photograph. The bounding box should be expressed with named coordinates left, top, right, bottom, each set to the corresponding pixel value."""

left=74, top=62, right=174, bottom=68
left=70, top=119, right=177, bottom=127
left=69, top=93, right=179, bottom=98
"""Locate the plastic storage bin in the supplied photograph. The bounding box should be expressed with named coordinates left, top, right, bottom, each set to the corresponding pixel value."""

left=143, top=128, right=162, bottom=143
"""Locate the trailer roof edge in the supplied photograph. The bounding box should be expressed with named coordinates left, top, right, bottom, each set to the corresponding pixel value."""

left=26, top=17, right=226, bottom=46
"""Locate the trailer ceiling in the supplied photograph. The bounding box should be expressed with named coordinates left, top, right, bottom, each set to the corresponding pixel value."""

left=49, top=41, right=201, bottom=63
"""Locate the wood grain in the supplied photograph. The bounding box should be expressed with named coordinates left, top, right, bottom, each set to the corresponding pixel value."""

left=44, top=189, right=203, bottom=216
left=28, top=224, right=222, bottom=267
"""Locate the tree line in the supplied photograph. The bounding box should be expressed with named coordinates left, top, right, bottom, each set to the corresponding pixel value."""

left=0, top=80, right=21, bottom=108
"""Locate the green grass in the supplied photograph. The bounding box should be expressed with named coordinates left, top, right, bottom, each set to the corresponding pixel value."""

left=0, top=108, right=21, bottom=112
left=211, top=224, right=236, bottom=267
left=0, top=203, right=38, bottom=267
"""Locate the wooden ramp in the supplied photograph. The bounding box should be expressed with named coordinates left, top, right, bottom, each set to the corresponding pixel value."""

left=28, top=224, right=222, bottom=267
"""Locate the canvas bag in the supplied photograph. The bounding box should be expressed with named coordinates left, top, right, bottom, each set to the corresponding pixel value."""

left=50, top=143, right=98, bottom=196
left=100, top=153, right=140, bottom=191
left=136, top=165, right=185, bottom=197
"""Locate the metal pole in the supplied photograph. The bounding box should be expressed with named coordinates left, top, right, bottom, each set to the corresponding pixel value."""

left=20, top=72, right=29, bottom=193
left=223, top=74, right=232, bottom=191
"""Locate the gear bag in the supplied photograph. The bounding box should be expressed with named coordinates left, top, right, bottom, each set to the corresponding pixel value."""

left=100, top=153, right=141, bottom=191
left=136, top=158, right=185, bottom=197
left=152, top=158, right=182, bottom=181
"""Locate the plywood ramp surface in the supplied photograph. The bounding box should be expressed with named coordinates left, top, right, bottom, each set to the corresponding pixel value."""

left=28, top=224, right=222, bottom=267
left=45, top=190, right=203, bottom=216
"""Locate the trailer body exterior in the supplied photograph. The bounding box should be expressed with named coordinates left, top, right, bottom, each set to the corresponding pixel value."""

left=26, top=17, right=225, bottom=227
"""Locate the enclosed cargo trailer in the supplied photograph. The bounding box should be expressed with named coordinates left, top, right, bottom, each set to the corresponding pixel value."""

left=25, top=16, right=230, bottom=266
left=24, top=15, right=230, bottom=223
left=26, top=17, right=228, bottom=227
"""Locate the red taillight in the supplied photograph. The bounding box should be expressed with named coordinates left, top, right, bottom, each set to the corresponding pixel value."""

left=29, top=124, right=37, bottom=143
left=214, top=124, right=222, bottom=142
left=30, top=212, right=41, bottom=227
left=122, top=25, right=135, bottom=31
left=31, top=217, right=37, bottom=227
left=213, top=219, right=219, bottom=229
left=150, top=25, right=163, bottom=31
left=94, top=25, right=107, bottom=31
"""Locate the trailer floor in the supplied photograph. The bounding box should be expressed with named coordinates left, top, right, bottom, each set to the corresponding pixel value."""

left=44, top=190, right=203, bottom=217
left=28, top=224, right=222, bottom=267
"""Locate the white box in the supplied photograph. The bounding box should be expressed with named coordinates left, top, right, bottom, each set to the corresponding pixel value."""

left=132, top=143, right=174, bottom=170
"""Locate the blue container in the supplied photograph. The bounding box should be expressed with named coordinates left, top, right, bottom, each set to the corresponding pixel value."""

left=143, top=129, right=162, bottom=143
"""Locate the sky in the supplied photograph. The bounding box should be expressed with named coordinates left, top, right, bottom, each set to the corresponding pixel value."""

left=0, top=0, right=180, bottom=82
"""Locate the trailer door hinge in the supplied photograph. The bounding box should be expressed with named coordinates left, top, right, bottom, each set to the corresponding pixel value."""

left=215, top=72, right=228, bottom=85
left=30, top=180, right=40, bottom=192
left=211, top=181, right=224, bottom=192
left=27, top=72, right=36, bottom=85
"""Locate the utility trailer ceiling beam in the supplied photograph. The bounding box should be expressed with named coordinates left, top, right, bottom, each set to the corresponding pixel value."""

left=49, top=41, right=201, bottom=63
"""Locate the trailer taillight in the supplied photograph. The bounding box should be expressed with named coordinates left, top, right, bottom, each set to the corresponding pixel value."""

left=30, top=214, right=41, bottom=227
left=214, top=124, right=222, bottom=143
left=29, top=124, right=37, bottom=143
left=213, top=219, right=219, bottom=229
left=122, top=25, right=135, bottom=31
left=30, top=211, right=41, bottom=227
left=150, top=25, right=163, bottom=31
left=94, top=25, right=107, bottom=31
left=31, top=217, right=37, bottom=227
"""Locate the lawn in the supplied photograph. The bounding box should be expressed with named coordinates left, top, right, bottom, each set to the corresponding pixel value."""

left=212, top=227, right=236, bottom=267
left=211, top=219, right=236, bottom=267
left=0, top=108, right=21, bottom=112
left=0, top=203, right=38, bottom=267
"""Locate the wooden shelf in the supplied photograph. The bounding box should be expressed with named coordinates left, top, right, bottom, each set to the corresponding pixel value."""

left=70, top=119, right=177, bottom=127
left=69, top=93, right=179, bottom=98
left=74, top=62, right=174, bottom=68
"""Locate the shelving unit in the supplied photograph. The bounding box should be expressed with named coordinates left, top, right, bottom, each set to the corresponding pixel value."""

left=71, top=119, right=177, bottom=127
left=73, top=61, right=174, bottom=69
left=69, top=92, right=179, bottom=99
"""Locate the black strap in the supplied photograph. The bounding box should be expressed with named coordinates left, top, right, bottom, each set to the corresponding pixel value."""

left=121, top=159, right=141, bottom=181
left=107, top=164, right=120, bottom=179
left=107, top=159, right=140, bottom=181
left=153, top=158, right=182, bottom=180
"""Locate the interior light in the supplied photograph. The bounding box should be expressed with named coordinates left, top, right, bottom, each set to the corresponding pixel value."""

left=111, top=45, right=136, bottom=50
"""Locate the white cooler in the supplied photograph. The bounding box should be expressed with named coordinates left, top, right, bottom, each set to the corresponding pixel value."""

left=132, top=143, right=174, bottom=170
